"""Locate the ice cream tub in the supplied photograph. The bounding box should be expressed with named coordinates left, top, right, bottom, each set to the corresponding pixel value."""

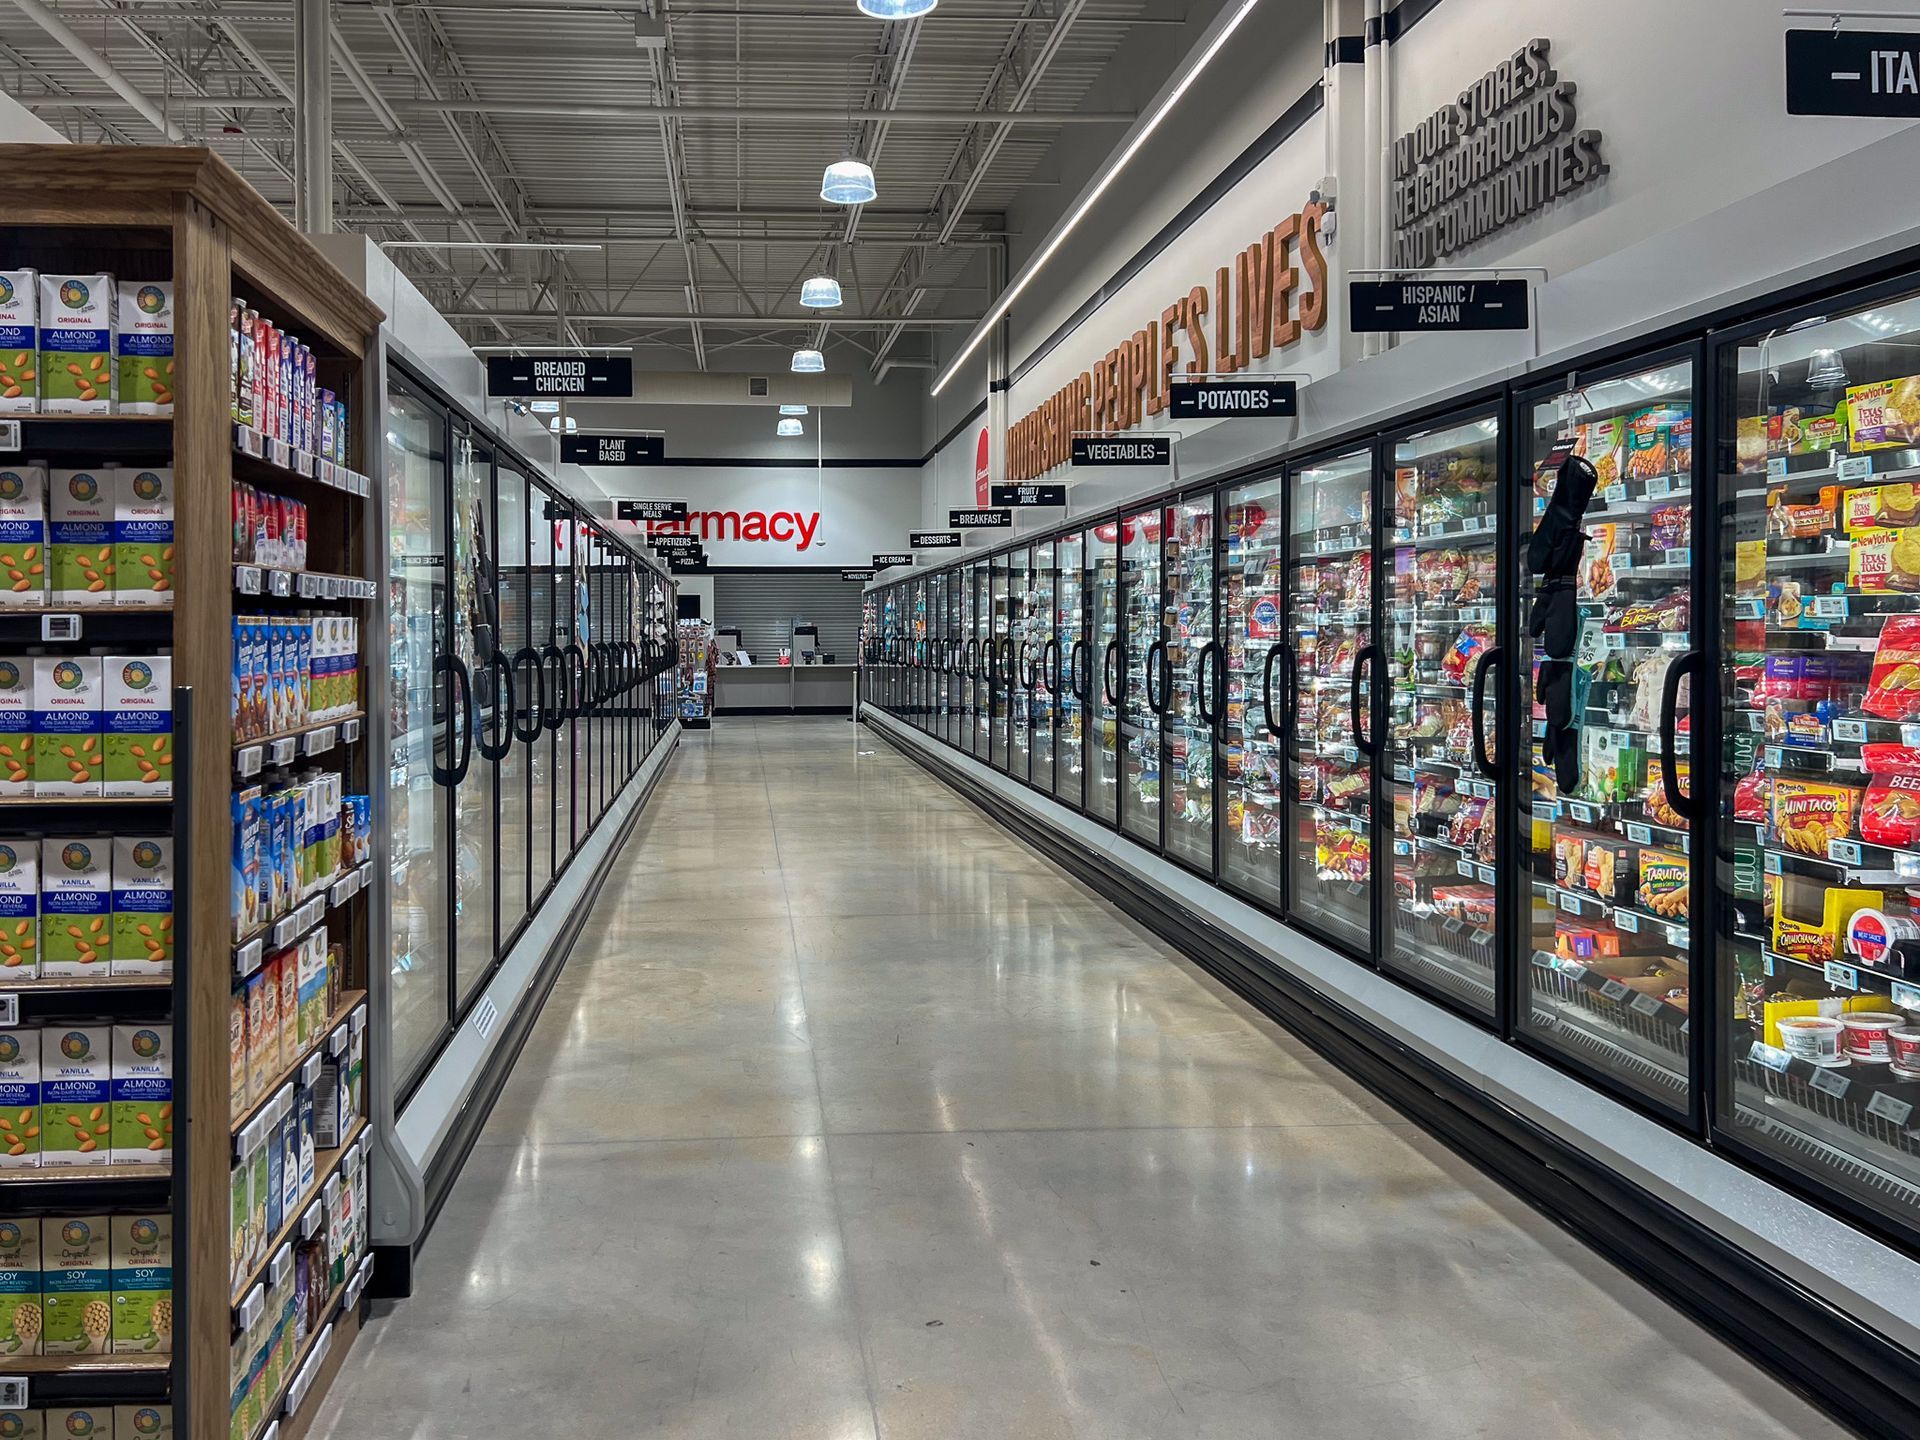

left=1841, top=1012, right=1904, bottom=1063
left=1777, top=1015, right=1846, bottom=1065
left=1889, top=1026, right=1920, bottom=1077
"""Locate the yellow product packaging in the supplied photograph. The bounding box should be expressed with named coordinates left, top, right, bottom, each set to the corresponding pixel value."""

left=1846, top=375, right=1920, bottom=451
left=1848, top=526, right=1920, bottom=593
left=1769, top=874, right=1882, bottom=966
left=1844, top=482, right=1920, bottom=532
left=1761, top=993, right=1900, bottom=1050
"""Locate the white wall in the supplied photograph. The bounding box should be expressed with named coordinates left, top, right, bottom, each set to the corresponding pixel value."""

left=0, top=93, right=64, bottom=143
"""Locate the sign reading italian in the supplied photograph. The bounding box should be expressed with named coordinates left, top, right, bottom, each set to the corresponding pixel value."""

left=1391, top=38, right=1606, bottom=268
left=1349, top=279, right=1530, bottom=332
left=1168, top=379, right=1297, bottom=418
left=1786, top=29, right=1920, bottom=117
left=950, top=508, right=1012, bottom=528
left=565, top=433, right=664, bottom=466
left=616, top=498, right=687, bottom=523
left=911, top=530, right=963, bottom=549
left=1069, top=438, right=1169, bottom=468
left=872, top=552, right=914, bottom=569
left=485, top=355, right=632, bottom=397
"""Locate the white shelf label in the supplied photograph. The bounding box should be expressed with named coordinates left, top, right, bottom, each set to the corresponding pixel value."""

left=1893, top=981, right=1920, bottom=1012
left=235, top=564, right=262, bottom=595
left=1825, top=960, right=1860, bottom=991
left=341, top=718, right=362, bottom=743
left=1624, top=823, right=1652, bottom=845
left=1867, top=1090, right=1914, bottom=1126
left=0, top=994, right=16, bottom=1028
left=1667, top=924, right=1688, bottom=948
left=234, top=937, right=263, bottom=979
left=1470, top=928, right=1493, bottom=947
left=1629, top=992, right=1665, bottom=1017
left=269, top=569, right=292, bottom=597
left=1808, top=594, right=1848, bottom=619
left=1836, top=454, right=1874, bottom=484
left=0, top=420, right=20, bottom=453
left=1599, top=977, right=1631, bottom=1001
left=1645, top=476, right=1671, bottom=498
left=1809, top=1067, right=1851, bottom=1098
left=39, top=612, right=80, bottom=643
left=1603, top=483, right=1627, bottom=503
left=1829, top=840, right=1865, bottom=865
left=1558, top=890, right=1581, bottom=913
left=1567, top=801, right=1597, bottom=823
left=1457, top=858, right=1477, bottom=878
left=303, top=726, right=336, bottom=757
left=236, top=745, right=263, bottom=778
left=1834, top=719, right=1869, bottom=743
left=1749, top=1040, right=1792, bottom=1072
left=1615, top=910, right=1641, bottom=932
left=1766, top=455, right=1788, bottom=479
left=1764, top=850, right=1783, bottom=875
left=270, top=737, right=296, bottom=766
left=1477, top=865, right=1496, bottom=884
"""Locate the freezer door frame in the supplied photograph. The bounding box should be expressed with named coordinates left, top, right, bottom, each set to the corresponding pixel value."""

left=1161, top=484, right=1225, bottom=881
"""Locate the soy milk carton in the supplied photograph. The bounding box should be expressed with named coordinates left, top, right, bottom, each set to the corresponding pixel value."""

left=117, top=1406, right=173, bottom=1440
left=0, top=840, right=39, bottom=978
left=40, top=1023, right=110, bottom=1167
left=39, top=1216, right=110, bottom=1352
left=0, top=660, right=30, bottom=795
left=109, top=1212, right=171, bottom=1353
left=34, top=654, right=101, bottom=796
left=114, top=467, right=174, bottom=604
left=104, top=654, right=172, bottom=796
left=0, top=463, right=47, bottom=603
left=0, top=1215, right=40, bottom=1355
left=49, top=468, right=113, bottom=601
left=0, top=269, right=37, bottom=411
left=117, top=280, right=174, bottom=414
left=39, top=274, right=115, bottom=413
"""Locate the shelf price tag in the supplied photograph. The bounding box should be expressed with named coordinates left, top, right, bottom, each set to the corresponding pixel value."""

left=1825, top=960, right=1860, bottom=990
left=1836, top=454, right=1874, bottom=484
left=236, top=565, right=262, bottom=595
left=1567, top=800, right=1597, bottom=823
left=1867, top=1090, right=1915, bottom=1126
left=1477, top=865, right=1496, bottom=884
left=0, top=993, right=16, bottom=1028
left=1456, top=858, right=1476, bottom=877
left=1749, top=1040, right=1792, bottom=1072
left=234, top=937, right=263, bottom=979
left=1829, top=839, right=1865, bottom=865
left=1443, top=916, right=1466, bottom=934
left=1834, top=719, right=1869, bottom=743
left=1471, top=928, right=1493, bottom=947
left=269, top=570, right=292, bottom=597
left=1667, top=924, right=1689, bottom=948
left=1629, top=992, right=1665, bottom=1017
left=1809, top=1067, right=1851, bottom=1098
left=1646, top=476, right=1671, bottom=498
left=1765, top=746, right=1785, bottom=768
left=1557, top=890, right=1581, bottom=914
left=236, top=745, right=263, bottom=778
left=1393, top=839, right=1412, bottom=855
left=1893, top=981, right=1920, bottom=1011
left=1615, top=910, right=1641, bottom=932
left=1808, top=595, right=1848, bottom=619
left=1599, top=977, right=1631, bottom=1001
left=1603, top=483, right=1627, bottom=503
left=1624, top=823, right=1653, bottom=845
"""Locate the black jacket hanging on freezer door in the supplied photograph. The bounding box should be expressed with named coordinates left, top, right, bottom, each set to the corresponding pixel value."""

left=1528, top=451, right=1598, bottom=791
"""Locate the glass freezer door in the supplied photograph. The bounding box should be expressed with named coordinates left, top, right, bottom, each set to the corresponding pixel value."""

left=1222, top=474, right=1287, bottom=910
left=1121, top=509, right=1165, bottom=848
left=1286, top=450, right=1374, bottom=951
left=1383, top=414, right=1501, bottom=1019
left=1520, top=361, right=1695, bottom=1114
left=1008, top=547, right=1032, bottom=782
left=1721, top=292, right=1920, bottom=1235
left=973, top=561, right=992, bottom=758
left=1031, top=542, right=1056, bottom=791
left=1089, top=524, right=1121, bottom=827
left=1055, top=531, right=1086, bottom=808
left=1165, top=495, right=1218, bottom=871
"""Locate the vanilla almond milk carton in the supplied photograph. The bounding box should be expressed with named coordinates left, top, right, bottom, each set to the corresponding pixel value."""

left=0, top=463, right=47, bottom=603
left=117, top=280, right=174, bottom=415
left=0, top=657, right=31, bottom=795
left=40, top=1025, right=110, bottom=1168
left=0, top=839, right=39, bottom=980
left=0, top=270, right=37, bottom=412
left=104, top=655, right=171, bottom=797
left=111, top=1024, right=171, bottom=1165
left=112, top=836, right=173, bottom=978
left=39, top=274, right=115, bottom=414
left=34, top=654, right=101, bottom=795
left=0, top=1027, right=39, bottom=1169
left=40, top=837, right=109, bottom=979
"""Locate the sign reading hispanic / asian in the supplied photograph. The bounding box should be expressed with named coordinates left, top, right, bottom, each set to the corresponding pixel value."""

left=841, top=568, right=877, bottom=582
left=485, top=355, right=633, bottom=398
left=1168, top=379, right=1297, bottom=419
left=910, top=531, right=963, bottom=549
left=1069, top=438, right=1169, bottom=468
left=872, top=552, right=914, bottom=569
left=950, top=508, right=1012, bottom=528
left=565, top=433, right=664, bottom=466
left=1348, top=279, right=1530, bottom=332
left=1390, top=39, right=1606, bottom=269
left=1786, top=29, right=1920, bottom=117
left=616, top=498, right=687, bottom=523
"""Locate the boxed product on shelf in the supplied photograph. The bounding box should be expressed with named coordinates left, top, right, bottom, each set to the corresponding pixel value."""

left=109, top=1212, right=171, bottom=1353
left=119, top=1405, right=173, bottom=1439
left=0, top=1220, right=39, bottom=1357
left=48, top=468, right=112, bottom=601
left=231, top=299, right=255, bottom=427
left=33, top=654, right=102, bottom=794
left=245, top=965, right=274, bottom=1102
left=0, top=1027, right=38, bottom=1169
left=115, top=467, right=175, bottom=603
left=38, top=274, right=114, bottom=414
left=40, top=1024, right=109, bottom=1165
left=40, top=837, right=109, bottom=978
left=275, top=945, right=299, bottom=1071
left=112, top=835, right=173, bottom=976
left=1844, top=375, right=1920, bottom=450
left=0, top=463, right=47, bottom=603
left=232, top=784, right=262, bottom=939
left=40, top=1215, right=110, bottom=1352
left=0, top=269, right=38, bottom=412
left=110, top=1024, right=171, bottom=1163
left=0, top=658, right=28, bottom=794
left=0, top=839, right=38, bottom=976
left=104, top=654, right=172, bottom=796
left=116, top=280, right=175, bottom=415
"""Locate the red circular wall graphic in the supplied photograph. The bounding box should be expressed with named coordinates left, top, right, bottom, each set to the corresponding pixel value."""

left=974, top=425, right=991, bottom=507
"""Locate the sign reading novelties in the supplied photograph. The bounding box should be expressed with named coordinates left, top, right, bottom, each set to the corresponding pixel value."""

left=1070, top=437, right=1169, bottom=468
left=872, top=552, right=914, bottom=569
left=564, top=433, right=664, bottom=466
left=950, top=508, right=1011, bottom=528
left=1168, top=379, right=1297, bottom=418
left=616, top=498, right=687, bottom=523
left=485, top=354, right=632, bottom=397
left=1786, top=29, right=1920, bottom=116
left=841, top=567, right=877, bottom=582
left=1349, top=279, right=1530, bottom=332
left=990, top=483, right=1069, bottom=506
left=911, top=530, right=963, bottom=549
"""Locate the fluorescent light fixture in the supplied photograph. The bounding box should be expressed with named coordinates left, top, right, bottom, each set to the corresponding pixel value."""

left=777, top=418, right=805, bottom=437
left=858, top=0, right=938, bottom=16
left=791, top=348, right=826, bottom=373
left=931, top=0, right=1263, bottom=396
left=821, top=158, right=878, bottom=205
left=530, top=399, right=561, bottom=414
left=381, top=240, right=604, bottom=252
left=779, top=404, right=809, bottom=416
left=470, top=344, right=636, bottom=353
left=800, top=275, right=844, bottom=308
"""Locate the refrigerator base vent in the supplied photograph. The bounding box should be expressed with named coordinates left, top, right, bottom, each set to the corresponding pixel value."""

left=1525, top=1004, right=1690, bottom=1104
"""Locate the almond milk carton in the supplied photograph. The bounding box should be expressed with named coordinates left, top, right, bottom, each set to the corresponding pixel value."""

left=0, top=657, right=30, bottom=795
left=40, top=1025, right=110, bottom=1169
left=114, top=467, right=173, bottom=605
left=49, top=468, right=113, bottom=602
left=34, top=654, right=101, bottom=795
left=111, top=1024, right=171, bottom=1165
left=39, top=274, right=115, bottom=414
left=0, top=1027, right=39, bottom=1170
left=0, top=840, right=39, bottom=980
left=116, top=280, right=174, bottom=415
left=40, top=837, right=109, bottom=979
left=0, top=463, right=47, bottom=603
left=0, top=270, right=37, bottom=412
left=103, top=654, right=171, bottom=797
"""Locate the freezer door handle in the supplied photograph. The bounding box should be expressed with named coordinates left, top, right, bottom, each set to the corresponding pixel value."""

left=1659, top=649, right=1701, bottom=820
left=1351, top=643, right=1378, bottom=757
left=1471, top=645, right=1503, bottom=779
left=1261, top=643, right=1287, bottom=742
left=1070, top=638, right=1089, bottom=700
left=1103, top=639, right=1120, bottom=704
left=1145, top=639, right=1169, bottom=715
left=1195, top=641, right=1222, bottom=728
left=475, top=651, right=516, bottom=763
left=1045, top=638, right=1062, bottom=699
left=447, top=653, right=476, bottom=785
left=510, top=646, right=544, bottom=743
left=965, top=637, right=978, bottom=678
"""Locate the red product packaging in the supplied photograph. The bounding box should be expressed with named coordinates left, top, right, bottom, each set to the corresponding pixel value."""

left=1861, top=743, right=1920, bottom=847
left=1734, top=768, right=1771, bottom=823
left=1864, top=615, right=1920, bottom=720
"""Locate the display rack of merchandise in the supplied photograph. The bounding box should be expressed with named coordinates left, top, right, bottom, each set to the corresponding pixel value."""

left=1220, top=477, right=1286, bottom=909
left=1120, top=511, right=1163, bottom=847
left=1163, top=499, right=1215, bottom=870
left=676, top=620, right=714, bottom=728
left=0, top=145, right=380, bottom=1440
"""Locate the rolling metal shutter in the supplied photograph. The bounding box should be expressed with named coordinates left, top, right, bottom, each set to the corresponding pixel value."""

left=714, top=571, right=861, bottom=660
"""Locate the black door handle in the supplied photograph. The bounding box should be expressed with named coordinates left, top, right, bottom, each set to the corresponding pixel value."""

left=449, top=653, right=475, bottom=783
left=1046, top=638, right=1062, bottom=699
left=563, top=642, right=587, bottom=721
left=511, top=646, right=544, bottom=743
left=1103, top=639, right=1119, bottom=704
left=476, top=653, right=516, bottom=762
left=1194, top=641, right=1220, bottom=727
left=1660, top=650, right=1701, bottom=820
left=965, top=637, right=978, bottom=678
left=1351, top=642, right=1378, bottom=757
left=1070, top=638, right=1088, bottom=700
left=1145, top=638, right=1168, bottom=715
left=1471, top=645, right=1502, bottom=780
left=1261, top=644, right=1282, bottom=740
left=539, top=643, right=565, bottom=733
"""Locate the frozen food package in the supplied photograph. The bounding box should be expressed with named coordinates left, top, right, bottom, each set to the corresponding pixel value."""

left=1864, top=615, right=1920, bottom=720
left=1846, top=375, right=1920, bottom=450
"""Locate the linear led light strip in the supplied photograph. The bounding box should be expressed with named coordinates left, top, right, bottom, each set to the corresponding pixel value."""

left=931, top=0, right=1264, bottom=397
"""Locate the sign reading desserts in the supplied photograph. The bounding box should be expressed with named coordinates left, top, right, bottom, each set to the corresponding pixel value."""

left=1391, top=39, right=1607, bottom=268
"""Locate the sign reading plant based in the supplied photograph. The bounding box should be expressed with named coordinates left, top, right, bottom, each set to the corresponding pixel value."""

left=1069, top=438, right=1168, bottom=468
left=1349, top=279, right=1529, bottom=332
left=565, top=433, right=664, bottom=466
left=485, top=354, right=633, bottom=397
left=872, top=552, right=914, bottom=569
left=910, top=530, right=963, bottom=549
left=1168, top=379, right=1297, bottom=418
left=950, top=508, right=1011, bottom=528
left=1786, top=29, right=1920, bottom=117
left=617, top=498, right=687, bottom=523
left=1391, top=39, right=1606, bottom=269
left=1006, top=199, right=1329, bottom=483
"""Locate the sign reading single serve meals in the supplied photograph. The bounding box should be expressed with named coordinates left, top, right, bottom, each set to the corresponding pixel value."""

left=485, top=354, right=632, bottom=397
left=1786, top=29, right=1920, bottom=117
left=564, top=433, right=664, bottom=465
left=616, top=498, right=686, bottom=523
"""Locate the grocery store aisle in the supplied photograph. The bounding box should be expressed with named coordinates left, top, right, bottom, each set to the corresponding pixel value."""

left=312, top=718, right=1841, bottom=1440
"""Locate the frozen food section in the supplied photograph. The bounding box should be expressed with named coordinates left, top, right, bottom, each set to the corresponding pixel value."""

left=1221, top=475, right=1287, bottom=910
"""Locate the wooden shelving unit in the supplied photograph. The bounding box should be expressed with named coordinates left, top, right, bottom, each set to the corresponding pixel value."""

left=0, top=146, right=384, bottom=1440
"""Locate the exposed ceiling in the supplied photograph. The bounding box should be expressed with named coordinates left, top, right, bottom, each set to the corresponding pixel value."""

left=3, top=0, right=1180, bottom=373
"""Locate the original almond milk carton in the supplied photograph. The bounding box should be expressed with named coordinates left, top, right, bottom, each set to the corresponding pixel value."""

left=39, top=274, right=115, bottom=414
left=0, top=1028, right=38, bottom=1169
left=0, top=269, right=38, bottom=412
left=0, top=658, right=30, bottom=796
left=104, top=654, right=171, bottom=797
left=34, top=654, right=101, bottom=795
left=49, top=468, right=113, bottom=601
left=0, top=462, right=47, bottom=603
left=117, top=280, right=174, bottom=415
left=0, top=840, right=39, bottom=979
left=114, top=467, right=174, bottom=605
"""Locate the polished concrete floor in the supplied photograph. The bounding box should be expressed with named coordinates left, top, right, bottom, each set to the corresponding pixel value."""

left=313, top=718, right=1844, bottom=1440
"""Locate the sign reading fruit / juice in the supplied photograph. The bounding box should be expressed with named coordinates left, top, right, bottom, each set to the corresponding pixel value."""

left=38, top=274, right=115, bottom=414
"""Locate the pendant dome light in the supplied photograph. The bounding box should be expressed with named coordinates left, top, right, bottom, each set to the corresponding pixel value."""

left=858, top=0, right=938, bottom=17
left=779, top=404, right=809, bottom=416
left=777, top=417, right=805, bottom=437
left=800, top=274, right=844, bottom=309
left=820, top=158, right=877, bottom=205
left=791, top=348, right=826, bottom=373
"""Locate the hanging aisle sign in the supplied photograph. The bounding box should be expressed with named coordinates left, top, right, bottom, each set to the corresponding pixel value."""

left=950, top=508, right=1012, bottom=528
left=1786, top=29, right=1920, bottom=117
left=991, top=483, right=1069, bottom=506
left=616, top=498, right=687, bottom=523
left=1168, top=379, right=1297, bottom=418
left=842, top=567, right=877, bottom=582
left=485, top=355, right=633, bottom=397
left=1070, top=437, right=1169, bottom=467
left=872, top=552, right=914, bottom=568
left=648, top=533, right=703, bottom=556
left=565, top=433, right=664, bottom=465
left=1349, top=278, right=1530, bottom=332
left=911, top=531, right=963, bottom=549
